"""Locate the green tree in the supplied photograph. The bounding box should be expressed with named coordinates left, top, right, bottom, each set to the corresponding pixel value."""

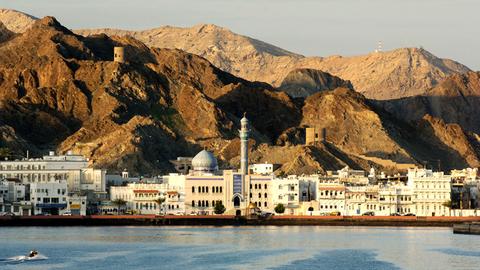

left=112, top=198, right=127, bottom=214
left=154, top=197, right=166, bottom=215
left=442, top=200, right=452, bottom=216
left=214, top=201, right=226, bottom=215
left=274, top=203, right=285, bottom=214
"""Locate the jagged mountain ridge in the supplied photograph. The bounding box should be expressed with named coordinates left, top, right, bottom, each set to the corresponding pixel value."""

left=1, top=9, right=470, bottom=100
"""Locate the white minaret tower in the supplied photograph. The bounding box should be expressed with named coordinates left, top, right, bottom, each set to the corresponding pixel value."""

left=239, top=113, right=250, bottom=175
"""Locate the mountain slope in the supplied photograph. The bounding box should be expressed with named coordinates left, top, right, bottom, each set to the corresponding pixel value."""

left=2, top=9, right=470, bottom=100
left=0, top=9, right=37, bottom=33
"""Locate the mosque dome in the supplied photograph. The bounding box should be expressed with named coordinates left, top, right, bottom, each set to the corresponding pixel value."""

left=192, top=150, right=218, bottom=172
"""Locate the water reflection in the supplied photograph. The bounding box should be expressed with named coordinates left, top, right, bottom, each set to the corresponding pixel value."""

left=0, top=226, right=479, bottom=270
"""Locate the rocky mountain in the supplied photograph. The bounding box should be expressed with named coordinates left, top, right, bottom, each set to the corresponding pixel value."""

left=0, top=15, right=478, bottom=175
left=377, top=71, right=480, bottom=134
left=76, top=27, right=469, bottom=100
left=0, top=9, right=37, bottom=33
left=278, top=68, right=353, bottom=98
left=1, top=9, right=468, bottom=100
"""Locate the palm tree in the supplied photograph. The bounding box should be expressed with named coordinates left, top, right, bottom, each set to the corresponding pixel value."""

left=112, top=198, right=127, bottom=215
left=154, top=197, right=166, bottom=215
left=442, top=200, right=452, bottom=216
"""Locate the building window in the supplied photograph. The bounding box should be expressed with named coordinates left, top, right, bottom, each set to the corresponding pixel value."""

left=258, top=193, right=261, bottom=198
left=264, top=202, right=267, bottom=207
left=250, top=184, right=252, bottom=189
left=206, top=186, right=209, bottom=193
left=264, top=193, right=267, bottom=198
left=192, top=186, right=195, bottom=193
left=264, top=184, right=267, bottom=189
left=255, top=184, right=258, bottom=189
left=250, top=193, right=252, bottom=198
left=206, top=201, right=209, bottom=207
left=192, top=200, right=195, bottom=207
left=219, top=187, right=222, bottom=193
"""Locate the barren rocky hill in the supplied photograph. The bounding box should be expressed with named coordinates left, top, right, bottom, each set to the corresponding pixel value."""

left=278, top=68, right=353, bottom=98
left=0, top=15, right=478, bottom=174
left=0, top=9, right=37, bottom=33
left=76, top=26, right=469, bottom=100
left=2, top=9, right=470, bottom=100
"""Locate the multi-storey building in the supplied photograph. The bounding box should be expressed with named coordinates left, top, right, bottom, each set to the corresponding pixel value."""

left=408, top=168, right=451, bottom=216
left=317, top=182, right=346, bottom=215
left=0, top=151, right=106, bottom=193
left=30, top=180, right=68, bottom=215
left=272, top=176, right=300, bottom=215
left=378, top=183, right=413, bottom=215
left=0, top=179, right=31, bottom=216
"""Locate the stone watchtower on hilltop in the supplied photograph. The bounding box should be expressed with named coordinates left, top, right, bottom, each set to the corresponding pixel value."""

left=114, top=46, right=126, bottom=63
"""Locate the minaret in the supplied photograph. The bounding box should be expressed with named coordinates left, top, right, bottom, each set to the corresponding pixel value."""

left=239, top=113, right=250, bottom=175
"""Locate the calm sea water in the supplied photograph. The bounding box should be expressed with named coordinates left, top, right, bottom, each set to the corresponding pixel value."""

left=0, top=226, right=479, bottom=270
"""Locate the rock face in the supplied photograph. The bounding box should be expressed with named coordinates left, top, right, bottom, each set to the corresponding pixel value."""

left=378, top=72, right=480, bottom=134
left=0, top=9, right=37, bottom=33
left=279, top=68, right=353, bottom=98
left=2, top=9, right=470, bottom=100
left=77, top=26, right=470, bottom=100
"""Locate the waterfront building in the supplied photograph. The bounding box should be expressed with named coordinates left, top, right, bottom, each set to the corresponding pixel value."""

left=377, top=183, right=413, bottom=215
left=317, top=181, right=346, bottom=215
left=249, top=163, right=275, bottom=175
left=66, top=194, right=87, bottom=216
left=272, top=176, right=300, bottom=215
left=408, top=168, right=451, bottom=216
left=110, top=182, right=184, bottom=215
left=0, top=179, right=31, bottom=216
left=30, top=180, right=68, bottom=215
left=0, top=151, right=106, bottom=193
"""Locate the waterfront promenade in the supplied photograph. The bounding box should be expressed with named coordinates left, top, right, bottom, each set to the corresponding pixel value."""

left=1, top=215, right=480, bottom=227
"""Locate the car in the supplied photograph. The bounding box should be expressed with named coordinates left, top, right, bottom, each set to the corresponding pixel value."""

left=2, top=212, right=15, bottom=217
left=390, top=213, right=401, bottom=216
left=362, top=211, right=375, bottom=216
left=62, top=211, right=72, bottom=216
left=329, top=211, right=341, bottom=216
left=404, top=213, right=416, bottom=216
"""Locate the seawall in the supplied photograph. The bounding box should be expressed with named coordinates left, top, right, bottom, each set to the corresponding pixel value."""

left=453, top=223, right=480, bottom=235
left=2, top=215, right=480, bottom=227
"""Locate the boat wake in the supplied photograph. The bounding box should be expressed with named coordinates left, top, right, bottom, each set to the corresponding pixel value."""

left=0, top=254, right=48, bottom=264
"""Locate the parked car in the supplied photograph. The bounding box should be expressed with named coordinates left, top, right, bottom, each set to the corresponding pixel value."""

left=404, top=213, right=416, bottom=216
left=329, top=211, right=341, bottom=216
left=390, top=213, right=401, bottom=216
left=62, top=211, right=72, bottom=216
left=362, top=211, right=375, bottom=216
left=2, top=212, right=15, bottom=217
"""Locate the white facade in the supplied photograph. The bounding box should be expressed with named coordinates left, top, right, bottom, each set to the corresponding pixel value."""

left=66, top=194, right=87, bottom=216
left=0, top=179, right=31, bottom=216
left=377, top=183, right=413, bottom=215
left=272, top=177, right=300, bottom=215
left=0, top=152, right=106, bottom=193
left=408, top=168, right=451, bottom=216
left=30, top=180, right=68, bottom=215
left=317, top=182, right=346, bottom=215
left=110, top=183, right=185, bottom=215
left=249, top=163, right=274, bottom=175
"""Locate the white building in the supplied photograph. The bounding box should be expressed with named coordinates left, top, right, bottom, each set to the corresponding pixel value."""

left=30, top=180, right=68, bottom=215
left=0, top=151, right=106, bottom=193
left=317, top=181, right=346, bottom=215
left=249, top=163, right=274, bottom=175
left=0, top=179, right=31, bottom=216
left=408, top=168, right=451, bottom=216
left=110, top=182, right=185, bottom=215
left=377, top=183, right=413, bottom=215
left=272, top=176, right=300, bottom=215
left=66, top=194, right=87, bottom=216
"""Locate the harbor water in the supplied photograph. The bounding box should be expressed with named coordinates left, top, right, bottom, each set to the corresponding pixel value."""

left=1, top=226, right=479, bottom=269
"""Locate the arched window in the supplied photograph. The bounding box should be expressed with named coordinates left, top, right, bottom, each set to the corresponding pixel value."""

left=192, top=200, right=195, bottom=207
left=264, top=184, right=267, bottom=189
left=219, top=187, right=222, bottom=193
left=212, top=200, right=215, bottom=207
left=206, top=201, right=209, bottom=207
left=250, top=184, right=252, bottom=189
left=264, top=193, right=267, bottom=198
left=206, top=186, right=209, bottom=193
left=255, top=184, right=258, bottom=189
left=192, top=186, right=195, bottom=193
left=258, top=193, right=261, bottom=198
left=264, top=202, right=267, bottom=207
left=202, top=186, right=205, bottom=193
left=250, top=193, right=252, bottom=198
left=198, top=200, right=201, bottom=207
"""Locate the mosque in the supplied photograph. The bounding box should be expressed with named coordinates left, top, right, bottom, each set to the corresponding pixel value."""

left=167, top=114, right=274, bottom=215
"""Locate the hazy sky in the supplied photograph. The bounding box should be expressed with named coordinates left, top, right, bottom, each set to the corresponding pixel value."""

left=1, top=0, right=478, bottom=69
